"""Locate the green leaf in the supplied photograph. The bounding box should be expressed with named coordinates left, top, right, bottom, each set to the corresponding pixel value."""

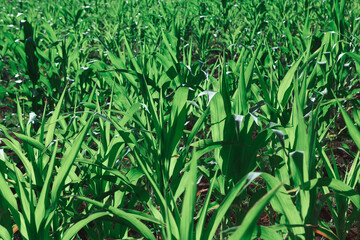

left=0, top=138, right=35, bottom=183
left=203, top=172, right=262, bottom=240
left=180, top=152, right=197, bottom=240
left=195, top=169, right=218, bottom=240
left=251, top=226, right=284, bottom=240
left=51, top=115, right=94, bottom=206
left=45, top=89, right=67, bottom=147
left=166, top=87, right=189, bottom=159
left=301, top=178, right=360, bottom=209
left=35, top=143, right=58, bottom=231
left=0, top=172, right=18, bottom=215
left=228, top=182, right=282, bottom=240
left=277, top=56, right=303, bottom=107
left=335, top=95, right=360, bottom=150
left=73, top=196, right=156, bottom=240
left=13, top=133, right=46, bottom=153
left=261, top=174, right=305, bottom=238
left=62, top=212, right=109, bottom=240
left=0, top=225, right=11, bottom=240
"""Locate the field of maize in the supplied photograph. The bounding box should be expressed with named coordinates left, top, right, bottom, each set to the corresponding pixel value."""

left=0, top=0, right=360, bottom=239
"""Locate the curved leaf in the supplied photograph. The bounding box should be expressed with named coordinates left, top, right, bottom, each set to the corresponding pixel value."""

left=62, top=212, right=109, bottom=240
left=301, top=178, right=360, bottom=209
left=73, top=196, right=156, bottom=240
left=228, top=181, right=282, bottom=240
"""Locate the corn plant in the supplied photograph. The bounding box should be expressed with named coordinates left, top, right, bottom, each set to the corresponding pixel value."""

left=1, top=0, right=360, bottom=239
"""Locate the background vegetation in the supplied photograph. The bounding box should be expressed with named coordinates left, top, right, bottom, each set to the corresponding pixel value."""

left=0, top=0, right=360, bottom=239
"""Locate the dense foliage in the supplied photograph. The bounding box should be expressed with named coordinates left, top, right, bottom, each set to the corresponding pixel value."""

left=0, top=0, right=360, bottom=239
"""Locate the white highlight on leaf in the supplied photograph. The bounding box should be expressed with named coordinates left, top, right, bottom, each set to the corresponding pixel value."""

left=241, top=172, right=262, bottom=193
left=140, top=103, right=150, bottom=113
left=0, top=149, right=5, bottom=160
left=197, top=90, right=217, bottom=106
left=337, top=53, right=346, bottom=61
left=27, top=112, right=37, bottom=126
left=234, top=114, right=244, bottom=130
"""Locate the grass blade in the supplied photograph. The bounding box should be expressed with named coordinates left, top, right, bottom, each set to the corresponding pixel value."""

left=228, top=182, right=282, bottom=240
left=51, top=115, right=94, bottom=206
left=73, top=196, right=156, bottom=240
left=180, top=151, right=197, bottom=240
left=62, top=212, right=109, bottom=240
